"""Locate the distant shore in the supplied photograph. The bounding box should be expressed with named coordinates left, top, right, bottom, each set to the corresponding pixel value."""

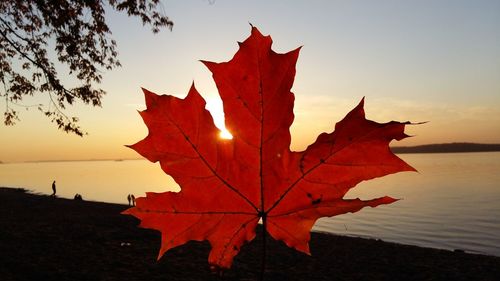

left=391, top=142, right=500, bottom=154
left=1, top=187, right=499, bottom=281
left=2, top=143, right=500, bottom=164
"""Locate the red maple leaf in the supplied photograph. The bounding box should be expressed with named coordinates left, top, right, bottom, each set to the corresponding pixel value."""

left=124, top=27, right=415, bottom=270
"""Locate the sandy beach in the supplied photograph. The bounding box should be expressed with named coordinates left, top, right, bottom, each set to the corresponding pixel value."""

left=1, top=187, right=499, bottom=281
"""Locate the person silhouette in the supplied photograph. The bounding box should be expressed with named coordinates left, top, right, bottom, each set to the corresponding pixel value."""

left=51, top=180, right=56, bottom=197
left=131, top=194, right=136, bottom=206
left=127, top=194, right=132, bottom=206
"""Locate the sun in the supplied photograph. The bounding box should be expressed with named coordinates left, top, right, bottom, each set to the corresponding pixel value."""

left=205, top=97, right=233, bottom=140
left=219, top=129, right=233, bottom=140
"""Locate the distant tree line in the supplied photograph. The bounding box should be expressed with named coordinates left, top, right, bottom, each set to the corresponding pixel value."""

left=391, top=143, right=500, bottom=154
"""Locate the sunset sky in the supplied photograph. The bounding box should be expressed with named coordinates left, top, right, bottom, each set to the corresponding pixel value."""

left=1, top=0, right=499, bottom=163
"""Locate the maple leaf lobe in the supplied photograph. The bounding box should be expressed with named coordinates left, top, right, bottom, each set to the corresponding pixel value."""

left=124, top=26, right=415, bottom=269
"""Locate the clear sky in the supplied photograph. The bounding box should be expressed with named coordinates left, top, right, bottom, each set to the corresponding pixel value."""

left=1, top=0, right=499, bottom=162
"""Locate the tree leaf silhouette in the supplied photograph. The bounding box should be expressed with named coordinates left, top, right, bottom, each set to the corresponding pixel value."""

left=123, top=26, right=415, bottom=270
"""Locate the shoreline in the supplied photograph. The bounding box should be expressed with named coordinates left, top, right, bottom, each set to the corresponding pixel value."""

left=1, top=187, right=499, bottom=280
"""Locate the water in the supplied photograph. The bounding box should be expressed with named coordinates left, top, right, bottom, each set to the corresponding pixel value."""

left=1, top=152, right=499, bottom=257
left=314, top=152, right=500, bottom=256
left=0, top=159, right=178, bottom=203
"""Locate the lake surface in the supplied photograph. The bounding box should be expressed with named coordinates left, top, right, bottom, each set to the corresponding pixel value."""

left=1, top=152, right=499, bottom=257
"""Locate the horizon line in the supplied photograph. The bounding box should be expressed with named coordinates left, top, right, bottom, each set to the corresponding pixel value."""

left=1, top=142, right=500, bottom=164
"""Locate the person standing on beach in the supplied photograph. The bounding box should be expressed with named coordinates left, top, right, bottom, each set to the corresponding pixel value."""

left=51, top=180, right=56, bottom=197
left=131, top=194, right=135, bottom=206
left=127, top=194, right=131, bottom=206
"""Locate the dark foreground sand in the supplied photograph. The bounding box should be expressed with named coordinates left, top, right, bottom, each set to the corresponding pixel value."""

left=1, top=187, right=499, bottom=281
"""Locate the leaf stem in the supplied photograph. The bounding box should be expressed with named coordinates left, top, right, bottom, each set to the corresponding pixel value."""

left=260, top=215, right=267, bottom=281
